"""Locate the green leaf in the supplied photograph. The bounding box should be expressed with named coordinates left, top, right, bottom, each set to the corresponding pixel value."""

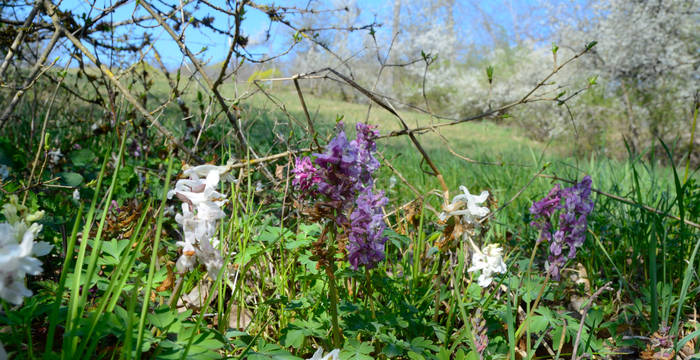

left=58, top=172, right=84, bottom=187
left=588, top=75, right=598, bottom=85
left=298, top=253, right=319, bottom=274
left=529, top=315, right=549, bottom=333
left=407, top=352, right=425, bottom=360
left=435, top=348, right=451, bottom=360
left=147, top=305, right=178, bottom=330
left=382, top=343, right=404, bottom=357
left=280, top=329, right=305, bottom=349
left=249, top=341, right=302, bottom=360
left=340, top=339, right=374, bottom=360
left=70, top=149, right=96, bottom=167
left=409, top=337, right=438, bottom=354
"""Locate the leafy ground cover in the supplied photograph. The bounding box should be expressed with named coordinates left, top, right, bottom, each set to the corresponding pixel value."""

left=0, top=85, right=698, bottom=360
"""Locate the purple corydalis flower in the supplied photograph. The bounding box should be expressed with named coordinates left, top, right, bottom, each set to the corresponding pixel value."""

left=292, top=122, right=387, bottom=270
left=294, top=122, right=381, bottom=203
left=292, top=156, right=321, bottom=193
left=347, top=188, right=388, bottom=270
left=530, top=175, right=594, bottom=280
left=352, top=123, right=380, bottom=184
left=109, top=200, right=120, bottom=213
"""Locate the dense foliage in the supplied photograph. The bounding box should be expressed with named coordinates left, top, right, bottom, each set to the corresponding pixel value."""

left=0, top=0, right=698, bottom=359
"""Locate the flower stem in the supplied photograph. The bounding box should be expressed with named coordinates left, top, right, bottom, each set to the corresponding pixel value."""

left=514, top=272, right=550, bottom=341
left=325, top=259, right=342, bottom=348
left=432, top=252, right=445, bottom=323
left=364, top=267, right=376, bottom=320
left=323, top=224, right=342, bottom=348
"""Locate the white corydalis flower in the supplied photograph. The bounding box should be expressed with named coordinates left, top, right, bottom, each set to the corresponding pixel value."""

left=169, top=171, right=227, bottom=220
left=0, top=197, right=52, bottom=305
left=467, top=243, right=507, bottom=288
left=181, top=160, right=237, bottom=183
left=439, top=185, right=490, bottom=224
left=308, top=347, right=340, bottom=360
left=72, top=189, right=80, bottom=201
left=48, top=149, right=62, bottom=165
left=170, top=166, right=227, bottom=278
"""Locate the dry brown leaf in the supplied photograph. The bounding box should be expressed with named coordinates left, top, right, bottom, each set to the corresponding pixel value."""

left=156, top=265, right=175, bottom=292
left=227, top=304, right=253, bottom=330
left=275, top=164, right=287, bottom=180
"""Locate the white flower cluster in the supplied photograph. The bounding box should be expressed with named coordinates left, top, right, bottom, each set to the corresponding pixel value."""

left=307, top=347, right=340, bottom=360
left=468, top=243, right=507, bottom=288
left=441, top=186, right=507, bottom=288
left=168, top=164, right=234, bottom=278
left=439, top=185, right=490, bottom=225
left=48, top=149, right=62, bottom=165
left=0, top=196, right=52, bottom=305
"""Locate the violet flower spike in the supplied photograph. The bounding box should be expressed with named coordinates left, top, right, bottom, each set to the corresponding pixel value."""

left=530, top=176, right=594, bottom=280
left=346, top=188, right=388, bottom=270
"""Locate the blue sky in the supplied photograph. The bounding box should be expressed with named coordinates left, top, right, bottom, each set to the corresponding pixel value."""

left=51, top=0, right=547, bottom=68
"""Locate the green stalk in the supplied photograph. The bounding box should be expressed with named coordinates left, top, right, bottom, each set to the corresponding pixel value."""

left=514, top=273, right=551, bottom=341
left=682, top=106, right=697, bottom=184
left=326, top=243, right=342, bottom=348
left=78, top=200, right=153, bottom=356
left=181, top=244, right=235, bottom=359
left=364, top=267, right=376, bottom=320
left=124, top=276, right=140, bottom=360
left=432, top=252, right=445, bottom=323
left=63, top=151, right=110, bottom=359
left=412, top=206, right=426, bottom=290
left=45, top=203, right=83, bottom=356
left=451, top=260, right=480, bottom=356
left=77, top=134, right=128, bottom=317
left=135, top=156, right=174, bottom=359
left=106, top=204, right=154, bottom=314
left=648, top=219, right=658, bottom=332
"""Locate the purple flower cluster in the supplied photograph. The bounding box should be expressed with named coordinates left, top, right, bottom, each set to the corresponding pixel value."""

left=530, top=176, right=594, bottom=280
left=292, top=157, right=320, bottom=192
left=347, top=189, right=388, bottom=269
left=293, top=122, right=388, bottom=270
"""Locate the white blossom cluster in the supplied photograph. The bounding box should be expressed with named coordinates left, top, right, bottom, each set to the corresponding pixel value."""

left=468, top=244, right=507, bottom=288
left=291, top=0, right=697, bottom=154
left=307, top=347, right=340, bottom=360
left=167, top=164, right=234, bottom=278
left=0, top=196, right=52, bottom=305
left=441, top=186, right=507, bottom=288
left=544, top=0, right=699, bottom=148
left=439, top=185, right=490, bottom=225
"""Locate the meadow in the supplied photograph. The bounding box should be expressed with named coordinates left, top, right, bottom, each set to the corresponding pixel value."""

left=0, top=2, right=698, bottom=358
left=1, top=75, right=698, bottom=359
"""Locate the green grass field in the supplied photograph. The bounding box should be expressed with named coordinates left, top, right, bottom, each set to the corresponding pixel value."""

left=0, top=73, right=698, bottom=359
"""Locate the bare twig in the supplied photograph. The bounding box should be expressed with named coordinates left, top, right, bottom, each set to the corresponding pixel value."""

left=0, top=29, right=61, bottom=128
left=0, top=1, right=41, bottom=80
left=571, top=281, right=613, bottom=360
left=229, top=148, right=310, bottom=170
left=138, top=0, right=275, bottom=181
left=292, top=77, right=321, bottom=150
left=42, top=0, right=203, bottom=162
left=314, top=67, right=450, bottom=199
left=479, top=165, right=549, bottom=223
